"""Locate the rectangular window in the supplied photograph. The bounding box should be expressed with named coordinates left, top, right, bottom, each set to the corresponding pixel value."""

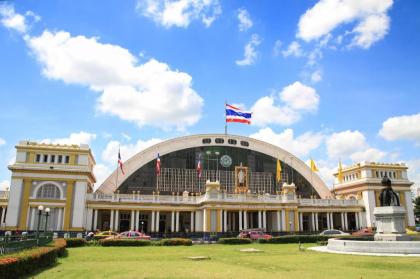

left=50, top=155, right=55, bottom=163
left=65, top=155, right=70, bottom=164
left=43, top=154, right=48, bottom=163
left=58, top=155, right=63, bottom=163
left=35, top=154, right=41, bottom=163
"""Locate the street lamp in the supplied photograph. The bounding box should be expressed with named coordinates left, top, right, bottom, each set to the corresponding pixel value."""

left=44, top=208, right=50, bottom=232
left=36, top=205, right=44, bottom=241
left=141, top=221, right=144, bottom=233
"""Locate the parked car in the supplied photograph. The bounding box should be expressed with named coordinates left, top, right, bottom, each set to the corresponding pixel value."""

left=352, top=227, right=373, bottom=237
left=319, top=229, right=349, bottom=236
left=238, top=229, right=272, bottom=240
left=110, top=230, right=151, bottom=240
left=95, top=231, right=118, bottom=237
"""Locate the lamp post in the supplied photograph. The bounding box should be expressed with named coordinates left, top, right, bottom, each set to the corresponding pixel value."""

left=36, top=205, right=44, bottom=241
left=44, top=208, right=50, bottom=232
left=141, top=221, right=144, bottom=233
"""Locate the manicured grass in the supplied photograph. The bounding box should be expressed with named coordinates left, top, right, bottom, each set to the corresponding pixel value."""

left=35, top=244, right=420, bottom=279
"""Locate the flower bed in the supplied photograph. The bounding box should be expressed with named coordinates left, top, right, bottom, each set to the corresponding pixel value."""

left=0, top=239, right=67, bottom=279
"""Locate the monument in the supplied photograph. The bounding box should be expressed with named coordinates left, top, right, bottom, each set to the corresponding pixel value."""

left=373, top=175, right=411, bottom=241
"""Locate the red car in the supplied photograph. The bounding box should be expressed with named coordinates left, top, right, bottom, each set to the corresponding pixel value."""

left=238, top=229, right=272, bottom=240
left=352, top=227, right=373, bottom=237
left=108, top=230, right=151, bottom=240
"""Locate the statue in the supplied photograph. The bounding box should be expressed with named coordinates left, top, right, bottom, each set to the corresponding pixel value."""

left=238, top=169, right=245, bottom=186
left=379, top=175, right=400, bottom=206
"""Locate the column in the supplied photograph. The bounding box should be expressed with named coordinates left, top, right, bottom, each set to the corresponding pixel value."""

left=355, top=212, right=359, bottom=229
left=223, top=210, right=227, bottom=232
left=136, top=211, right=140, bottom=231
left=243, top=211, right=248, bottom=229
left=115, top=210, right=119, bottom=231
left=57, top=208, right=63, bottom=231
left=190, top=211, right=195, bottom=232
left=263, top=211, right=267, bottom=230
left=155, top=211, right=160, bottom=232
left=326, top=212, right=330, bottom=230
left=258, top=211, right=262, bottom=228
left=175, top=211, right=179, bottom=232
left=341, top=213, right=345, bottom=230
left=281, top=210, right=286, bottom=231
left=203, top=209, right=207, bottom=232
left=344, top=212, right=348, bottom=230
left=195, top=210, right=201, bottom=232
left=0, top=207, right=5, bottom=226
left=217, top=210, right=222, bottom=232
left=151, top=211, right=155, bottom=232
left=238, top=211, right=243, bottom=230
left=130, top=210, right=135, bottom=231
left=299, top=212, right=303, bottom=232
left=311, top=213, right=315, bottom=231
left=171, top=211, right=175, bottom=232
left=30, top=207, right=36, bottom=230
left=110, top=210, right=114, bottom=231
left=276, top=211, right=281, bottom=231
left=93, top=209, right=98, bottom=231
left=330, top=212, right=334, bottom=229
left=315, top=213, right=319, bottom=231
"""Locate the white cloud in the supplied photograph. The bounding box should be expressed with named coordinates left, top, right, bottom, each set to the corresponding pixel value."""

left=251, top=81, right=319, bottom=127
left=41, top=131, right=97, bottom=145
left=350, top=148, right=386, bottom=162
left=27, top=30, right=203, bottom=130
left=237, top=8, right=252, bottom=31
left=272, top=40, right=282, bottom=57
left=0, top=138, right=5, bottom=146
left=407, top=159, right=420, bottom=189
left=236, top=34, right=261, bottom=66
left=101, top=138, right=163, bottom=166
left=282, top=41, right=303, bottom=57
left=250, top=127, right=324, bottom=158
left=311, top=70, right=323, bottom=83
left=379, top=113, right=420, bottom=144
left=0, top=180, right=9, bottom=191
left=0, top=4, right=40, bottom=34
left=93, top=164, right=112, bottom=190
left=136, top=0, right=221, bottom=28
left=297, top=0, right=393, bottom=48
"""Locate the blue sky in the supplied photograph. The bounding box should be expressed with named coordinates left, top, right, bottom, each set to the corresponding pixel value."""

left=0, top=0, right=419, bottom=190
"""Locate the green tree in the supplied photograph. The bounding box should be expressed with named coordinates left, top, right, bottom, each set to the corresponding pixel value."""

left=414, top=196, right=420, bottom=224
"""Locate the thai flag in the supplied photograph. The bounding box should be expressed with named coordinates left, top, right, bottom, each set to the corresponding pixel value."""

left=197, top=154, right=202, bottom=178
left=225, top=104, right=252, bottom=124
left=118, top=149, right=125, bottom=175
left=156, top=153, right=161, bottom=175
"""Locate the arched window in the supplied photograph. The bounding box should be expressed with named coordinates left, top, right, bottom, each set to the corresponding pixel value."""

left=36, top=184, right=61, bottom=199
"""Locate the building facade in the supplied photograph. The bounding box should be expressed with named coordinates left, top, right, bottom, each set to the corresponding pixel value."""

left=1, top=134, right=416, bottom=234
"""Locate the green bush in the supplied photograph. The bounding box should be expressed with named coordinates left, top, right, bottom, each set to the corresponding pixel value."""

left=0, top=239, right=67, bottom=279
left=217, top=238, right=252, bottom=245
left=258, top=235, right=330, bottom=244
left=65, top=238, right=87, bottom=247
left=98, top=239, right=152, bottom=247
left=160, top=238, right=192, bottom=246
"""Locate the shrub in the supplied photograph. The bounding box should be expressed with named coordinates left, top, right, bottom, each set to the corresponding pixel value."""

left=0, top=239, right=67, bottom=279
left=160, top=238, right=192, bottom=246
left=217, top=238, right=252, bottom=245
left=65, top=238, right=86, bottom=247
left=98, top=239, right=152, bottom=247
left=258, top=235, right=330, bottom=244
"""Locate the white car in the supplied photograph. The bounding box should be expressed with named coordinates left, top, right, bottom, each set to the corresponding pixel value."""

left=319, top=229, right=350, bottom=236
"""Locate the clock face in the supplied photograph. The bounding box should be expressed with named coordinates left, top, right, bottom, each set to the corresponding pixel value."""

left=220, top=155, right=232, bottom=168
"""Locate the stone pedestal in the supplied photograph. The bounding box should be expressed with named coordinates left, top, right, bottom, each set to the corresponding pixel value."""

left=373, top=206, right=411, bottom=241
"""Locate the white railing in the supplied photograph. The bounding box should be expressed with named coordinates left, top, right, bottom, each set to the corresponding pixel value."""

left=299, top=198, right=361, bottom=206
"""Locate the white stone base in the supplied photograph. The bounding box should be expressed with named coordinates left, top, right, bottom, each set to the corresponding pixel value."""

left=373, top=206, right=409, bottom=241
left=327, top=238, right=420, bottom=254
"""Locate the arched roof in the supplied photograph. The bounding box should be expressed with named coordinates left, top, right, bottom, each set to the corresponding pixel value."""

left=97, top=134, right=332, bottom=198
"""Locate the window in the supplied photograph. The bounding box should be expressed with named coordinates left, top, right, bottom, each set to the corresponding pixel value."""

left=228, top=139, right=237, bottom=145
left=240, top=141, right=249, bottom=147
left=36, top=184, right=61, bottom=199
left=35, top=154, right=41, bottom=163
left=215, top=138, right=224, bottom=144
left=50, top=155, right=55, bottom=163
left=58, top=155, right=63, bottom=163
left=65, top=155, right=70, bottom=164
left=43, top=154, right=48, bottom=163
left=202, top=138, right=211, bottom=144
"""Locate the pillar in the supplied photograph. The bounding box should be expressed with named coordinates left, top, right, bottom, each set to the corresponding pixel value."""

left=217, top=209, right=222, bottom=232
left=29, top=207, right=36, bottom=230
left=223, top=210, right=227, bottom=232
left=315, top=213, right=319, bottom=231
left=326, top=212, right=330, bottom=230
left=203, top=209, right=207, bottom=232
left=0, top=207, right=6, bottom=225
left=190, top=211, right=195, bottom=232
left=239, top=211, right=243, bottom=230
left=276, top=211, right=281, bottom=231
left=341, top=213, right=345, bottom=230
left=93, top=209, right=98, bottom=231
left=136, top=211, right=140, bottom=231
left=171, top=211, right=175, bottom=232
left=155, top=211, right=160, bottom=232
left=151, top=211, right=155, bottom=232
left=175, top=211, right=179, bottom=232
left=258, top=210, right=262, bottom=228
left=355, top=212, right=359, bottom=229
left=263, top=211, right=267, bottom=229
left=330, top=212, right=334, bottom=229
left=311, top=212, right=316, bottom=231
left=281, top=210, right=286, bottom=231
left=114, top=210, right=119, bottom=231
left=299, top=212, right=303, bottom=231
left=57, top=208, right=63, bottom=231
left=130, top=210, right=135, bottom=231
left=243, top=211, right=248, bottom=229
left=110, top=210, right=114, bottom=231
left=344, top=212, right=348, bottom=230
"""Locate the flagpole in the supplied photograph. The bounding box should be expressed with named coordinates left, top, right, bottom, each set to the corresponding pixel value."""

left=115, top=145, right=120, bottom=190
left=224, top=100, right=228, bottom=135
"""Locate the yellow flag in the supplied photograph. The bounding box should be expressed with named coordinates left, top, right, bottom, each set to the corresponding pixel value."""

left=276, top=159, right=282, bottom=183
left=310, top=159, right=318, bottom=172
left=338, top=160, right=343, bottom=183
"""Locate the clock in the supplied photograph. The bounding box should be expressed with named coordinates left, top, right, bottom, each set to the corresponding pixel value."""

left=220, top=155, right=232, bottom=168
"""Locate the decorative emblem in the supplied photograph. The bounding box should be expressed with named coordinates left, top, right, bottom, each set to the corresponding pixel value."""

left=220, top=155, right=232, bottom=168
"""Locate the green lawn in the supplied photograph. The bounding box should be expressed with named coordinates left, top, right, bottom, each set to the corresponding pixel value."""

left=35, top=244, right=420, bottom=279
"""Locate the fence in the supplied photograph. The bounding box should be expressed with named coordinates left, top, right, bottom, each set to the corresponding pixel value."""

left=0, top=232, right=53, bottom=255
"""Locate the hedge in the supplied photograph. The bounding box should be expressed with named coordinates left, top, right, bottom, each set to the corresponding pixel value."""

left=257, top=235, right=330, bottom=244
left=92, top=235, right=109, bottom=241
left=217, top=238, right=252, bottom=245
left=65, top=238, right=87, bottom=247
left=0, top=239, right=67, bottom=279
left=98, top=239, right=152, bottom=247
left=160, top=238, right=192, bottom=246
